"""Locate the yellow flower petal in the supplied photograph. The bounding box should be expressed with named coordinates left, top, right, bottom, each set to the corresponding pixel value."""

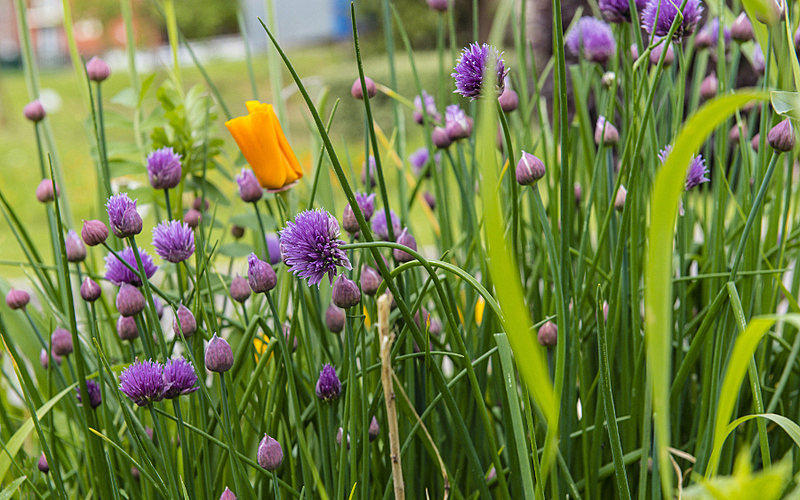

left=225, top=101, right=303, bottom=191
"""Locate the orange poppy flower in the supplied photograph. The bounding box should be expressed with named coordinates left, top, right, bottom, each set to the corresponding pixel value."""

left=225, top=101, right=303, bottom=191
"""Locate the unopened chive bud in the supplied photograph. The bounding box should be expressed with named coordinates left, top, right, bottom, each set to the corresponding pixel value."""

left=516, top=151, right=546, bottom=185
left=205, top=334, right=234, bottom=373
left=767, top=119, right=795, bottom=152
left=332, top=275, right=361, bottom=309
left=537, top=321, right=557, bottom=347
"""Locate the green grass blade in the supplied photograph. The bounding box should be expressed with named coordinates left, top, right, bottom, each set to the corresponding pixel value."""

left=645, top=90, right=767, bottom=495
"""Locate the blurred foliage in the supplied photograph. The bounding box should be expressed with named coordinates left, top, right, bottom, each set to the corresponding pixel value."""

left=73, top=0, right=239, bottom=42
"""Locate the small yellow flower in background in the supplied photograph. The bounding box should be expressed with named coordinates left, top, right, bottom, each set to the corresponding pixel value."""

left=363, top=306, right=371, bottom=327
left=475, top=297, right=485, bottom=326
left=253, top=335, right=272, bottom=363
left=225, top=101, right=303, bottom=191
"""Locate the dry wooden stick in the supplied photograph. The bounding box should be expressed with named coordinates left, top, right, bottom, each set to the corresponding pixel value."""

left=379, top=293, right=404, bottom=500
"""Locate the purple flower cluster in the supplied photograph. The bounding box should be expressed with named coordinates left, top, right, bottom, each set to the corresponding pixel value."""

left=152, top=220, right=195, bottom=263
left=414, top=91, right=441, bottom=124
left=371, top=209, right=402, bottom=241
left=641, top=0, right=703, bottom=42
left=658, top=145, right=709, bottom=191
left=104, top=246, right=158, bottom=286
left=146, top=147, right=183, bottom=190
left=118, top=358, right=198, bottom=406
left=452, top=43, right=509, bottom=101
left=279, top=209, right=352, bottom=287
left=106, top=193, right=143, bottom=239
left=76, top=379, right=103, bottom=409
left=599, top=0, right=646, bottom=23
left=565, top=17, right=617, bottom=65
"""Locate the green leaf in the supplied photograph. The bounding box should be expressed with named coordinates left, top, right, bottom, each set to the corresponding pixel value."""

left=645, top=90, right=768, bottom=493
left=217, top=243, right=255, bottom=259
left=111, top=87, right=138, bottom=109
left=0, top=475, right=27, bottom=500
left=0, top=383, right=77, bottom=481
left=770, top=91, right=800, bottom=122
left=685, top=455, right=790, bottom=500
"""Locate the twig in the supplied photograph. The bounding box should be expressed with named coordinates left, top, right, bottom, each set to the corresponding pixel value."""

left=379, top=293, right=404, bottom=500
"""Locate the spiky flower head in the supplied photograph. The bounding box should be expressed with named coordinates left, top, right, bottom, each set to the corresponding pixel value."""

left=658, top=145, right=709, bottom=191
left=162, top=358, right=199, bottom=399
left=599, top=0, right=646, bottom=23
left=641, top=0, right=703, bottom=42
left=315, top=364, right=342, bottom=401
left=106, top=193, right=143, bottom=239
left=118, top=359, right=165, bottom=406
left=152, top=220, right=195, bottom=263
left=147, top=147, right=183, bottom=190
left=452, top=42, right=509, bottom=101
left=279, top=209, right=352, bottom=287
left=566, top=17, right=617, bottom=65
left=371, top=209, right=402, bottom=241
left=76, top=379, right=102, bottom=409
left=104, top=246, right=158, bottom=286
left=409, top=147, right=439, bottom=176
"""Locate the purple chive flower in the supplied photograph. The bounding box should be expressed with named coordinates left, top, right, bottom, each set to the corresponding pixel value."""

left=247, top=253, right=277, bottom=293
left=104, top=246, right=158, bottom=286
left=355, top=192, right=376, bottom=221
left=279, top=209, right=352, bottom=287
left=315, top=364, right=342, bottom=401
left=659, top=145, right=709, bottom=191
left=641, top=0, right=703, bottom=42
left=146, top=147, right=183, bottom=190
left=599, top=0, right=646, bottom=23
left=237, top=168, right=264, bottom=203
left=152, top=220, right=195, bottom=263
left=413, top=91, right=441, bottom=124
left=445, top=104, right=472, bottom=141
left=106, top=193, right=143, bottom=239
left=565, top=17, right=617, bottom=65
left=371, top=209, right=402, bottom=241
left=118, top=359, right=165, bottom=406
left=76, top=379, right=102, bottom=409
left=452, top=42, right=509, bottom=101
left=409, top=147, right=439, bottom=176
left=162, top=358, right=199, bottom=399
left=266, top=234, right=281, bottom=265
left=696, top=18, right=731, bottom=50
